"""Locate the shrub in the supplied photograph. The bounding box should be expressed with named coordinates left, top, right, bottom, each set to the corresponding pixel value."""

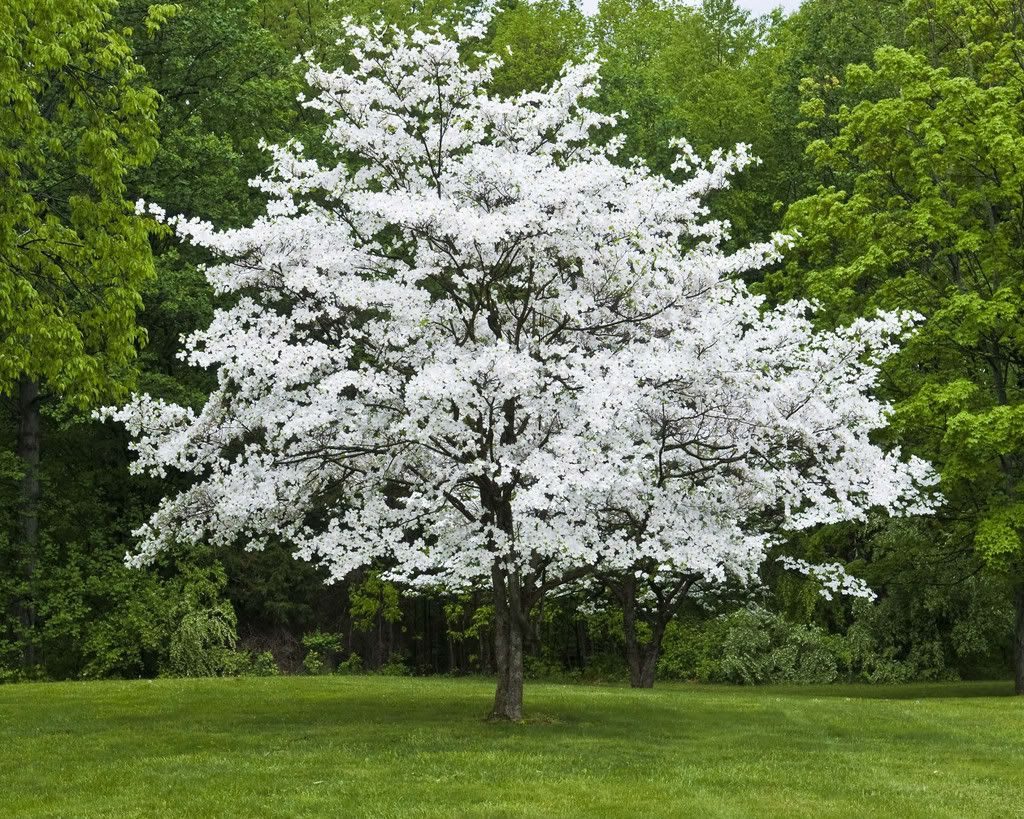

left=301, top=630, right=343, bottom=675
left=375, top=656, right=411, bottom=676
left=523, top=655, right=563, bottom=680
left=251, top=651, right=279, bottom=676
left=166, top=604, right=238, bottom=677
left=162, top=563, right=240, bottom=678
left=335, top=652, right=364, bottom=675
left=658, top=607, right=846, bottom=685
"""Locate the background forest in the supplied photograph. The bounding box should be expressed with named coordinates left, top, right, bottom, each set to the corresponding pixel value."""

left=2, top=0, right=1022, bottom=688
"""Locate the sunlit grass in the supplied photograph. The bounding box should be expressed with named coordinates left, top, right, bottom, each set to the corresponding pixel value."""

left=1, top=676, right=1021, bottom=817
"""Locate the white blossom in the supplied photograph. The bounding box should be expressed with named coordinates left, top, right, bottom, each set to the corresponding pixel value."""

left=778, top=557, right=878, bottom=601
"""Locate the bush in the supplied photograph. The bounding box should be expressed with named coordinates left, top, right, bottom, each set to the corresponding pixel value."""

left=166, top=605, right=238, bottom=677
left=658, top=599, right=992, bottom=686
left=659, top=607, right=846, bottom=685
left=374, top=656, right=410, bottom=676
left=727, top=609, right=843, bottom=684
left=657, top=619, right=717, bottom=682
left=251, top=651, right=279, bottom=676
left=302, top=631, right=343, bottom=675
left=523, top=655, right=563, bottom=680
left=335, top=652, right=364, bottom=675
left=162, top=563, right=240, bottom=678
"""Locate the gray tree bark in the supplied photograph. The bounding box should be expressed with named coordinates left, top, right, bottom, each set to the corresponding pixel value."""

left=16, top=378, right=41, bottom=669
left=490, top=561, right=525, bottom=720
left=1014, top=585, right=1024, bottom=696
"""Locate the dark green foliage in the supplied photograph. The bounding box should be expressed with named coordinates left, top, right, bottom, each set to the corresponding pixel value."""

left=164, top=563, right=240, bottom=677
left=374, top=656, right=412, bottom=676
left=488, top=0, right=587, bottom=96
left=655, top=588, right=1011, bottom=686
left=335, top=652, right=364, bottom=675
left=250, top=650, right=280, bottom=676
left=301, top=630, right=343, bottom=675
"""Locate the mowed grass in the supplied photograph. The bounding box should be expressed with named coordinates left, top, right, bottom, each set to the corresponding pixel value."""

left=1, top=676, right=1022, bottom=818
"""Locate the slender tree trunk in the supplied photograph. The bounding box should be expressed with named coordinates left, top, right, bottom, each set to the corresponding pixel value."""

left=16, top=378, right=41, bottom=669
left=478, top=587, right=490, bottom=674
left=1014, top=585, right=1024, bottom=696
left=622, top=576, right=644, bottom=686
left=490, top=561, right=525, bottom=721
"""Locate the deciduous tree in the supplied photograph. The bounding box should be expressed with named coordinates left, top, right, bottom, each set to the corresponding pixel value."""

left=0, top=0, right=160, bottom=667
left=105, top=16, right=934, bottom=717
left=777, top=0, right=1024, bottom=692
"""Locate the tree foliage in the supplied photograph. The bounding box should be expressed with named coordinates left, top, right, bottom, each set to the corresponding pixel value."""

left=0, top=0, right=159, bottom=403
left=774, top=0, right=1024, bottom=690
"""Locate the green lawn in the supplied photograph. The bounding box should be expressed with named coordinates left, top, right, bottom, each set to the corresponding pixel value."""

left=1, top=677, right=1021, bottom=817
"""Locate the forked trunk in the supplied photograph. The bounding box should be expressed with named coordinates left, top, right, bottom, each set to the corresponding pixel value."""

left=618, top=572, right=696, bottom=689
left=1014, top=585, right=1024, bottom=696
left=490, top=562, right=525, bottom=721
left=621, top=576, right=667, bottom=689
left=627, top=642, right=660, bottom=689
left=16, top=378, right=41, bottom=669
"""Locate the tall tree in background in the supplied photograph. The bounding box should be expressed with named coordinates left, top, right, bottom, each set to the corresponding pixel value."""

left=765, top=0, right=906, bottom=199
left=593, top=0, right=785, bottom=246
left=488, top=0, right=587, bottom=96
left=0, top=0, right=160, bottom=667
left=777, top=0, right=1024, bottom=692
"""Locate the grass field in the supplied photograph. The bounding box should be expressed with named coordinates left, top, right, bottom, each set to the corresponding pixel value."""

left=1, top=676, right=1022, bottom=817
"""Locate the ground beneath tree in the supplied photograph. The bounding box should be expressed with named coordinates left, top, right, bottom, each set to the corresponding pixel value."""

left=1, top=676, right=1021, bottom=816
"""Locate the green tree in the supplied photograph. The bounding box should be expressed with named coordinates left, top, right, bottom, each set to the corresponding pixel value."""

left=488, top=0, right=587, bottom=97
left=592, top=0, right=785, bottom=244
left=349, top=571, right=402, bottom=668
left=0, top=0, right=161, bottom=668
left=775, top=0, right=1024, bottom=692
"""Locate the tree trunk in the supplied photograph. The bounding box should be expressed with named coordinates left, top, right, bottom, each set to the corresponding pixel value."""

left=621, top=576, right=665, bottom=688
left=490, top=561, right=525, bottom=721
left=16, top=378, right=41, bottom=669
left=622, top=576, right=643, bottom=687
left=618, top=573, right=686, bottom=689
left=1015, top=585, right=1024, bottom=696
left=625, top=630, right=664, bottom=689
left=628, top=643, right=661, bottom=689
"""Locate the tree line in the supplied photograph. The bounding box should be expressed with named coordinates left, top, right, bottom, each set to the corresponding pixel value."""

left=1, top=0, right=1022, bottom=709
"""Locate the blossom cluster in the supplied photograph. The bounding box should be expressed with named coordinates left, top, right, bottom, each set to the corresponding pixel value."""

left=777, top=557, right=878, bottom=601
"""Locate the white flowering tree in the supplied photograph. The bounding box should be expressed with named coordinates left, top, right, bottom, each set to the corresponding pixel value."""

left=553, top=293, right=935, bottom=688
left=104, top=18, right=935, bottom=719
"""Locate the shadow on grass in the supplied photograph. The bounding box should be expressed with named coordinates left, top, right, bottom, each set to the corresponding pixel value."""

left=526, top=676, right=1019, bottom=700
left=748, top=680, right=1018, bottom=700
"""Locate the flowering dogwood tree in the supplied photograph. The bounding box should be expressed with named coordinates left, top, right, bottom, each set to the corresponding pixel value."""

left=555, top=296, right=935, bottom=687
left=104, top=18, right=935, bottom=719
